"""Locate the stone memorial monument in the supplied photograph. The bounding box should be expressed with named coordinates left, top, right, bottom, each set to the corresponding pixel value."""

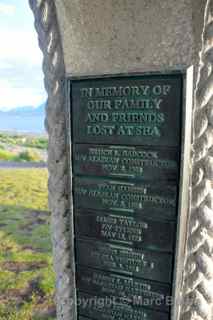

left=29, top=1, right=213, bottom=320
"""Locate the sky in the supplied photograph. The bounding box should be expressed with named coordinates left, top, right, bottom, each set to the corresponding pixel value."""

left=0, top=0, right=47, bottom=110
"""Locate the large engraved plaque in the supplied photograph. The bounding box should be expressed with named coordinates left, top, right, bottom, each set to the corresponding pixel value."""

left=68, top=70, right=193, bottom=320
left=72, top=75, right=182, bottom=146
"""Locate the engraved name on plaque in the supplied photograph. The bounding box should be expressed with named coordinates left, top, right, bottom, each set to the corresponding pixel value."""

left=68, top=71, right=193, bottom=320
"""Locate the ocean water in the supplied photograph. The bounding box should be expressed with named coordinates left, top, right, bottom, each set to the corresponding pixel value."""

left=0, top=114, right=45, bottom=134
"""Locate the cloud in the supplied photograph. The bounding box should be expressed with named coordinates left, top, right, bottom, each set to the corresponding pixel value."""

left=0, top=3, right=16, bottom=16
left=0, top=1, right=46, bottom=110
left=0, top=61, right=13, bottom=70
left=0, top=29, right=43, bottom=65
left=0, top=61, right=45, bottom=92
left=0, top=28, right=46, bottom=109
left=0, top=79, right=46, bottom=110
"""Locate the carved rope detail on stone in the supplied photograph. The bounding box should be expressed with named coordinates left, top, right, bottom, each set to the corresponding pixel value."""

left=29, top=1, right=74, bottom=320
left=29, top=0, right=213, bottom=320
left=181, top=1, right=213, bottom=320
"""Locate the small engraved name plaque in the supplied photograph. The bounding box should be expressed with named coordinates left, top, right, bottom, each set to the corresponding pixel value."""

left=78, top=292, right=170, bottom=320
left=73, top=144, right=179, bottom=181
left=74, top=177, right=177, bottom=219
left=67, top=70, right=193, bottom=320
left=76, top=239, right=172, bottom=283
left=77, top=266, right=171, bottom=311
left=75, top=209, right=175, bottom=251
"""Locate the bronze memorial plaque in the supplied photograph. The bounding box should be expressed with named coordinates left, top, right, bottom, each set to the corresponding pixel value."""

left=68, top=71, right=192, bottom=320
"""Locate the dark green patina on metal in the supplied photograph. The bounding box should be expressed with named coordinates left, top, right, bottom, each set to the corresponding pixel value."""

left=72, top=74, right=182, bottom=147
left=68, top=72, right=184, bottom=320
left=75, top=209, right=175, bottom=251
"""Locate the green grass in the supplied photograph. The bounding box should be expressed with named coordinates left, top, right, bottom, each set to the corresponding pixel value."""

left=0, top=133, right=48, bottom=150
left=0, top=169, right=48, bottom=208
left=0, top=169, right=56, bottom=320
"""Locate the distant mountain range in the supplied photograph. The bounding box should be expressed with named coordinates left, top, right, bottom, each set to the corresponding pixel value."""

left=0, top=103, right=46, bottom=134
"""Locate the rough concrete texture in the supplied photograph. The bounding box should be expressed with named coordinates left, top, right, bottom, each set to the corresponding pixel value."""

left=55, top=0, right=205, bottom=76
left=29, top=1, right=212, bottom=320
left=192, top=0, right=206, bottom=55
left=192, top=0, right=207, bottom=80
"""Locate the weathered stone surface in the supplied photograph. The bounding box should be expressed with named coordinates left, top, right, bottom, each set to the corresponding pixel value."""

left=55, top=0, right=204, bottom=76
left=30, top=1, right=210, bottom=320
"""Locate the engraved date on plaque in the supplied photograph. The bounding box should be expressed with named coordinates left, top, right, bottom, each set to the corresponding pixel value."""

left=75, top=239, right=173, bottom=283
left=69, top=72, right=185, bottom=320
left=75, top=209, right=175, bottom=252
left=74, top=177, right=177, bottom=220
left=73, top=144, right=179, bottom=181
left=77, top=267, right=171, bottom=312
